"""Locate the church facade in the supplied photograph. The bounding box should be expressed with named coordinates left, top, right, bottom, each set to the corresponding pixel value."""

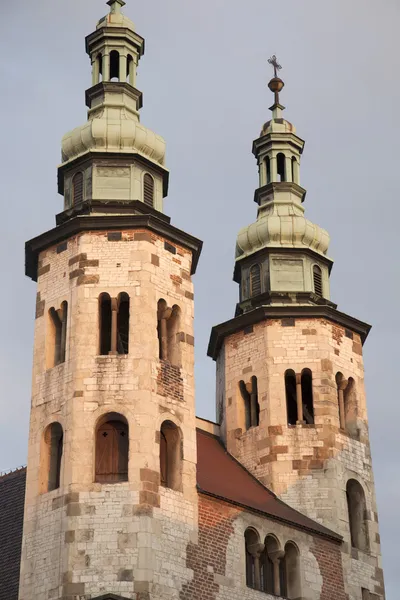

left=0, top=2, right=385, bottom=600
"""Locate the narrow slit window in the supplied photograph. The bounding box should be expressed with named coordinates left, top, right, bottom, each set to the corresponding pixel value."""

left=72, top=172, right=84, bottom=205
left=41, top=422, right=63, bottom=493
left=117, top=292, right=130, bottom=355
left=159, top=421, right=182, bottom=491
left=266, top=156, right=271, bottom=184
left=313, top=265, right=323, bottom=297
left=301, top=368, right=314, bottom=424
left=250, top=264, right=261, bottom=297
left=285, top=369, right=297, bottom=425
left=95, top=413, right=129, bottom=483
left=99, top=293, right=112, bottom=355
left=144, top=173, right=155, bottom=208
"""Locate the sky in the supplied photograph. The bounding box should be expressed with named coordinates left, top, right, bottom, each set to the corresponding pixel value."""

left=0, top=0, right=398, bottom=596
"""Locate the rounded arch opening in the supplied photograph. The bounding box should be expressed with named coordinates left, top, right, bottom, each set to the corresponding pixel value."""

left=41, top=422, right=63, bottom=493
left=117, top=292, right=130, bottom=355
left=245, top=528, right=261, bottom=590
left=284, top=541, right=301, bottom=599
left=265, top=156, right=271, bottom=184
left=285, top=369, right=297, bottom=425
left=301, top=368, right=314, bottom=424
left=95, top=412, right=129, bottom=483
left=261, top=535, right=281, bottom=594
left=99, top=293, right=112, bottom=355
left=109, top=50, right=120, bottom=81
left=160, top=420, right=182, bottom=491
left=277, top=152, right=286, bottom=182
left=346, top=479, right=369, bottom=552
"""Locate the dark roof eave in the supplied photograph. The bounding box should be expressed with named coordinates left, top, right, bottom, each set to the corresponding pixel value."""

left=208, top=305, right=371, bottom=359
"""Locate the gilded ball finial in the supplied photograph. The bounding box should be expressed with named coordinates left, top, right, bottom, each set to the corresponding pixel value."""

left=267, top=55, right=284, bottom=106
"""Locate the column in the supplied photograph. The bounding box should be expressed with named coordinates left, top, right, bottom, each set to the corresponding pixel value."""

left=293, top=157, right=300, bottom=184
left=270, top=550, right=285, bottom=596
left=120, top=54, right=127, bottom=83
left=92, top=58, right=99, bottom=86
left=110, top=298, right=118, bottom=354
left=338, top=379, right=348, bottom=430
left=248, top=543, right=265, bottom=590
left=102, top=53, right=110, bottom=82
left=295, top=373, right=304, bottom=423
left=160, top=317, right=168, bottom=360
left=129, top=56, right=137, bottom=87
left=285, top=156, right=293, bottom=182
left=259, top=158, right=266, bottom=187
left=270, top=155, right=277, bottom=182
left=60, top=305, right=67, bottom=364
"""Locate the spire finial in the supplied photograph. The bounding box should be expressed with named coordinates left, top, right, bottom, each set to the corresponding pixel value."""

left=267, top=55, right=285, bottom=118
left=107, top=0, right=126, bottom=14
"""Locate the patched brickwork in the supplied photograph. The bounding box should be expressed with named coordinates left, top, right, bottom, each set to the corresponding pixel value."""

left=157, top=360, right=184, bottom=402
left=311, top=537, right=347, bottom=600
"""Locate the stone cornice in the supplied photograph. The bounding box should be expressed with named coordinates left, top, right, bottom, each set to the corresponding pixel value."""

left=25, top=213, right=203, bottom=281
left=253, top=181, right=306, bottom=205
left=85, top=82, right=143, bottom=110
left=85, top=27, right=145, bottom=56
left=207, top=305, right=371, bottom=359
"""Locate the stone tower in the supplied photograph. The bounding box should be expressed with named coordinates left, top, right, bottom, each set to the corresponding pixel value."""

left=20, top=2, right=201, bottom=599
left=208, top=64, right=385, bottom=599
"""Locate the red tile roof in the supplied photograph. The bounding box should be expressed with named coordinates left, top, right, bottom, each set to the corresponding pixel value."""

left=196, top=428, right=341, bottom=541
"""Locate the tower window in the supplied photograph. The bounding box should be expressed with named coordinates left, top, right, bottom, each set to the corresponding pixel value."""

left=277, top=153, right=286, bottom=182
left=285, top=369, right=297, bottom=425
left=72, top=172, right=84, bottom=205
left=239, top=376, right=259, bottom=430
left=95, top=413, right=129, bottom=483
left=109, top=50, right=120, bottom=81
left=160, top=421, right=182, bottom=491
left=313, top=265, right=323, bottom=297
left=346, top=479, right=369, bottom=552
left=143, top=173, right=155, bottom=208
left=47, top=301, right=68, bottom=369
left=265, top=156, right=271, bottom=184
left=301, top=368, right=314, bottom=424
left=99, top=293, right=130, bottom=355
left=157, top=300, right=182, bottom=366
left=41, top=422, right=63, bottom=493
left=250, top=264, right=261, bottom=296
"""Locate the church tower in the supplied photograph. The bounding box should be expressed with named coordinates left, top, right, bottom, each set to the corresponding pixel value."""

left=20, top=2, right=201, bottom=599
left=208, top=59, right=385, bottom=599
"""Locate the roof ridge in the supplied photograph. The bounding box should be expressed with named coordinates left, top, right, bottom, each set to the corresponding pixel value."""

left=0, top=466, right=27, bottom=481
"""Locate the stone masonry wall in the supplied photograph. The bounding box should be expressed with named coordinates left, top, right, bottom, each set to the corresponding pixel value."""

left=20, top=228, right=198, bottom=600
left=216, top=317, right=384, bottom=599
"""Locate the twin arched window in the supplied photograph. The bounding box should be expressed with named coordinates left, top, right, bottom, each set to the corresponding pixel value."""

left=99, top=292, right=130, bottom=355
left=47, top=301, right=68, bottom=369
left=157, top=299, right=181, bottom=366
left=245, top=529, right=301, bottom=598
left=285, top=368, right=314, bottom=425
left=93, top=51, right=134, bottom=84
left=239, top=376, right=260, bottom=430
left=336, top=373, right=357, bottom=437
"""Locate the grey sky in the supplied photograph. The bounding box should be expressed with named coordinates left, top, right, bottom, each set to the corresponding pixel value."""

left=0, top=0, right=398, bottom=596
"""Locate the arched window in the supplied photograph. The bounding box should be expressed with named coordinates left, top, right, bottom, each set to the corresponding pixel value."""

left=160, top=421, right=182, bottom=491
left=283, top=542, right=301, bottom=599
left=250, top=264, right=261, bottom=297
left=72, top=172, right=84, bottom=205
left=301, top=368, right=314, bottom=424
left=41, top=422, right=63, bottom=493
left=313, top=265, right=323, bottom=297
left=143, top=173, right=155, bottom=208
left=157, top=300, right=182, bottom=367
left=95, top=413, right=129, bottom=483
left=277, top=153, right=286, bottom=182
left=261, top=535, right=281, bottom=594
left=265, top=156, right=271, bottom=184
left=285, top=369, right=297, bottom=425
left=239, top=376, right=259, bottom=430
left=127, top=54, right=134, bottom=84
left=346, top=479, right=369, bottom=552
left=245, top=528, right=261, bottom=590
left=109, top=50, right=120, bottom=81
left=99, top=293, right=112, bottom=355
left=117, top=292, right=130, bottom=355
left=47, top=301, right=68, bottom=369
left=291, top=157, right=298, bottom=184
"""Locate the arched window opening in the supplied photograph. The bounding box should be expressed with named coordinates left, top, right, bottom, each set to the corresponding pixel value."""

left=261, top=535, right=281, bottom=595
left=346, top=479, right=369, bottom=552
left=109, top=50, right=120, bottom=81
left=285, top=369, right=297, bottom=425
left=97, top=53, right=103, bottom=82
left=143, top=173, right=155, bottom=208
left=95, top=413, right=129, bottom=483
left=160, top=421, right=182, bottom=491
left=42, top=422, right=63, bottom=493
left=291, top=157, right=298, bottom=184
left=47, top=302, right=68, bottom=369
left=313, top=265, right=323, bottom=297
left=277, top=153, right=286, bottom=182
left=99, top=293, right=112, bottom=355
left=157, top=300, right=182, bottom=367
left=265, top=156, right=271, bottom=184
left=245, top=528, right=261, bottom=590
left=336, top=372, right=345, bottom=429
left=239, top=376, right=259, bottom=430
left=117, top=292, right=130, bottom=355
left=284, top=542, right=301, bottom=599
left=127, top=54, right=134, bottom=84
left=301, top=368, right=314, bottom=424
left=344, top=377, right=358, bottom=438
left=72, top=172, right=84, bottom=205
left=250, top=264, right=261, bottom=297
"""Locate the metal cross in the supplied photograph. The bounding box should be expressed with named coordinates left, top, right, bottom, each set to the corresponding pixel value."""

left=268, top=55, right=282, bottom=78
